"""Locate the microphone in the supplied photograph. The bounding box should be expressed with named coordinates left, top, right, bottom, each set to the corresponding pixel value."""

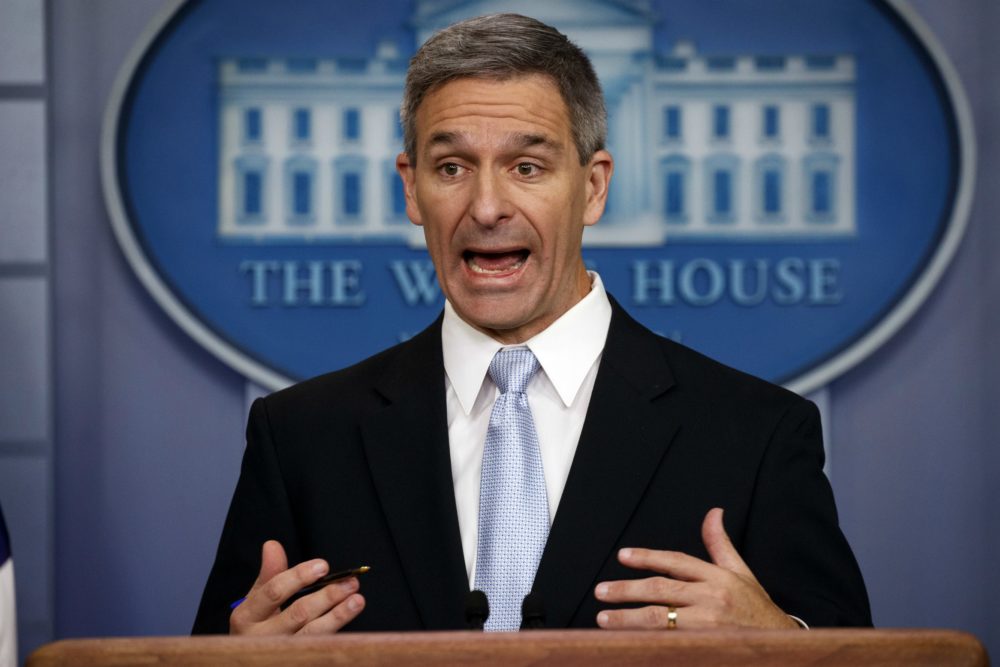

left=521, top=591, right=546, bottom=629
left=465, top=590, right=489, bottom=630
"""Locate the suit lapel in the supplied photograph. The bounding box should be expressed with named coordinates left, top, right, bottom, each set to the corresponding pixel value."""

left=360, top=320, right=469, bottom=629
left=534, top=300, right=680, bottom=627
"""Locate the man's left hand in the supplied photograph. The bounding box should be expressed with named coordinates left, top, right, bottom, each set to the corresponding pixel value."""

left=594, top=508, right=798, bottom=630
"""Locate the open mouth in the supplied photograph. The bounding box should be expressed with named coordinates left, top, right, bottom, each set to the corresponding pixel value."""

left=463, top=249, right=530, bottom=275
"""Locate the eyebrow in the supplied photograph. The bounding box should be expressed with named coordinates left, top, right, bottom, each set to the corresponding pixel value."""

left=426, top=131, right=564, bottom=155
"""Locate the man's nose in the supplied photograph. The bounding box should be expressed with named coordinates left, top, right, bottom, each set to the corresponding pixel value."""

left=468, top=169, right=513, bottom=228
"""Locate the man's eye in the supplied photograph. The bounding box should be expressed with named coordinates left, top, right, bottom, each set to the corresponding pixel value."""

left=516, top=163, right=539, bottom=177
left=441, top=163, right=461, bottom=176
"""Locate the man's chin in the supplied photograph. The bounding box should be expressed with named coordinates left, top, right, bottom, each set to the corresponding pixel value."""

left=451, top=300, right=539, bottom=343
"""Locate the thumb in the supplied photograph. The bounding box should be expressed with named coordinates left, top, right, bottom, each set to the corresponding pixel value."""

left=255, top=539, right=289, bottom=587
left=702, top=508, right=753, bottom=577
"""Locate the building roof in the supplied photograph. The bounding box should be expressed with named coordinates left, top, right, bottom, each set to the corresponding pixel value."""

left=411, top=0, right=657, bottom=30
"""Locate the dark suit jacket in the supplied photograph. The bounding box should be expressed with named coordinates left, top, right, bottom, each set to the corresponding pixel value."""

left=193, top=299, right=871, bottom=633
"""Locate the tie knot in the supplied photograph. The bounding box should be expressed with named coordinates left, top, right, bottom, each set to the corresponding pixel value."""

left=488, top=348, right=539, bottom=395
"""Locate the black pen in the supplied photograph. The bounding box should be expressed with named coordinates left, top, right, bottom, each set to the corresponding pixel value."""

left=230, top=565, right=371, bottom=609
left=296, top=565, right=371, bottom=598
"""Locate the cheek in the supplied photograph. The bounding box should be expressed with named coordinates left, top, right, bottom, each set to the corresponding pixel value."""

left=542, top=210, right=584, bottom=259
left=420, top=220, right=462, bottom=273
left=521, top=196, right=570, bottom=245
left=418, top=194, right=464, bottom=241
left=422, top=228, right=449, bottom=268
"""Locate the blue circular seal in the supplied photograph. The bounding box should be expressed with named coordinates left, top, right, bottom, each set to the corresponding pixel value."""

left=102, top=0, right=975, bottom=393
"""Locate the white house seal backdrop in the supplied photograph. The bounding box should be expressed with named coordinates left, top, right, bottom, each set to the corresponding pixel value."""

left=103, top=0, right=974, bottom=393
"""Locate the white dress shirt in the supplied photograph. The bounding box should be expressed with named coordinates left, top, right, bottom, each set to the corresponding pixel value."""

left=442, top=272, right=612, bottom=582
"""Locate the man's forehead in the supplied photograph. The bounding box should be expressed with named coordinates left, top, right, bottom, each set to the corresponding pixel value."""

left=426, top=129, right=565, bottom=154
left=414, top=74, right=572, bottom=151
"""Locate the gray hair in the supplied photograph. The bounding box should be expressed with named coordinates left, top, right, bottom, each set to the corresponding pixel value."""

left=401, top=13, right=607, bottom=165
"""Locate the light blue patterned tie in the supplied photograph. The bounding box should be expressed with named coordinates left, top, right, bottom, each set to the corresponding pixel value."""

left=474, top=347, right=550, bottom=631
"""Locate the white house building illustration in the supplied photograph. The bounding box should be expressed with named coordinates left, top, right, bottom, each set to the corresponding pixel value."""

left=217, top=0, right=856, bottom=246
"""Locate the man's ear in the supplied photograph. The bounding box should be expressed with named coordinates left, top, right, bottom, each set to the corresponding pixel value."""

left=583, top=150, right=614, bottom=227
left=395, top=151, right=423, bottom=226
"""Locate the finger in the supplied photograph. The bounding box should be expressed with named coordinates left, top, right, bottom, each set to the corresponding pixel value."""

left=598, top=604, right=732, bottom=630
left=240, top=558, right=330, bottom=622
left=231, top=541, right=299, bottom=632
left=274, top=577, right=361, bottom=634
left=297, top=593, right=366, bottom=635
left=617, top=547, right=717, bottom=582
left=597, top=605, right=682, bottom=630
left=255, top=540, right=289, bottom=587
left=594, top=576, right=697, bottom=607
left=701, top=508, right=753, bottom=577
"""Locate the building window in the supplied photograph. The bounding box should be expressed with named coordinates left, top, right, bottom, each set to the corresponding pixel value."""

left=704, top=154, right=739, bottom=223
left=762, top=105, right=780, bottom=140
left=292, top=108, right=311, bottom=142
left=343, top=108, right=361, bottom=141
left=334, top=156, right=366, bottom=223
left=706, top=56, right=736, bottom=71
left=245, top=172, right=263, bottom=216
left=763, top=171, right=781, bottom=214
left=235, top=155, right=269, bottom=224
left=663, top=106, right=682, bottom=141
left=344, top=173, right=361, bottom=216
left=714, top=171, right=732, bottom=215
left=659, top=56, right=687, bottom=71
left=754, top=155, right=786, bottom=223
left=666, top=172, right=684, bottom=217
left=393, top=176, right=406, bottom=216
left=286, top=58, right=317, bottom=73
left=337, top=57, right=367, bottom=73
left=284, top=157, right=317, bottom=224
left=244, top=108, right=262, bottom=143
left=803, top=153, right=839, bottom=224
left=811, top=103, right=831, bottom=140
left=237, top=58, right=267, bottom=72
left=806, top=55, right=837, bottom=70
left=659, top=155, right=690, bottom=223
left=293, top=172, right=311, bottom=216
left=755, top=56, right=786, bottom=71
left=812, top=171, right=831, bottom=214
left=712, top=105, right=730, bottom=140
left=385, top=160, right=407, bottom=222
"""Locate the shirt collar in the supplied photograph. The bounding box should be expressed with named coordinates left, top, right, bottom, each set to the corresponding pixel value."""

left=442, top=272, right=612, bottom=415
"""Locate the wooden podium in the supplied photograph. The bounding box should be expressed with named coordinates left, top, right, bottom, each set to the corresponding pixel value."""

left=27, top=629, right=989, bottom=666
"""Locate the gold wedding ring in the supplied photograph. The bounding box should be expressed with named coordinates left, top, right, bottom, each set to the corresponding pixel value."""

left=666, top=606, right=678, bottom=630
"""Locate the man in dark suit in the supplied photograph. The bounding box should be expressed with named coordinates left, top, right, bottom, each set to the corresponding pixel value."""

left=194, top=13, right=870, bottom=635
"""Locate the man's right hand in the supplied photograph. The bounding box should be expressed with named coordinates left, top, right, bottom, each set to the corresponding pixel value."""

left=229, top=540, right=366, bottom=635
